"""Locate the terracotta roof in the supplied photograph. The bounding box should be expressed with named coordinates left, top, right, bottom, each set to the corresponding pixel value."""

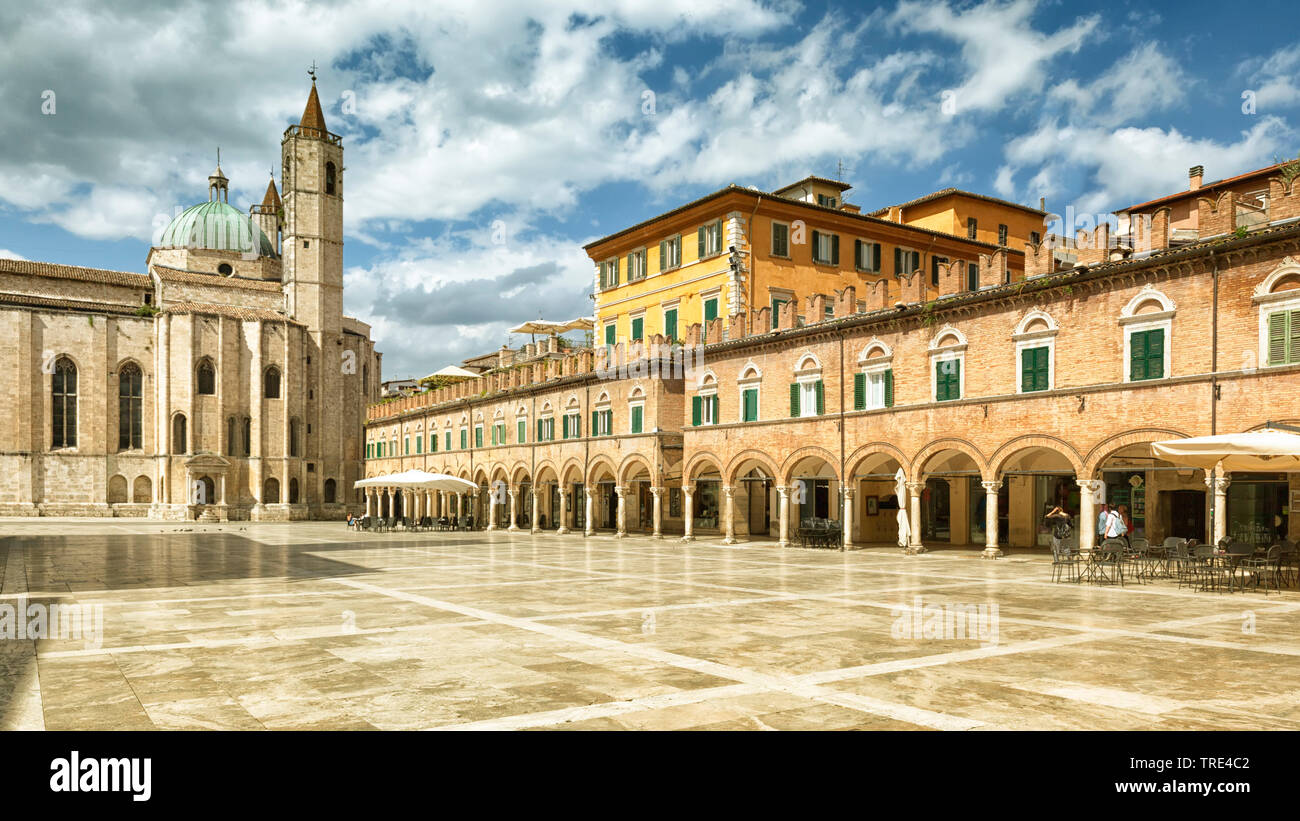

left=151, top=264, right=284, bottom=292
left=866, top=188, right=1047, bottom=217
left=0, top=257, right=151, bottom=289
left=1121, top=163, right=1284, bottom=213
left=0, top=291, right=144, bottom=316
left=774, top=175, right=853, bottom=195
left=163, top=301, right=302, bottom=324
left=261, top=177, right=281, bottom=208
left=300, top=81, right=328, bottom=133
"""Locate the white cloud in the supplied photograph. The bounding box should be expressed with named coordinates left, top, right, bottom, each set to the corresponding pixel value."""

left=0, top=249, right=25, bottom=260
left=1241, top=43, right=1300, bottom=112
left=1049, top=43, right=1189, bottom=127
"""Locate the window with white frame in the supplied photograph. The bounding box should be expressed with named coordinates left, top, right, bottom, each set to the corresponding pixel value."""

left=659, top=234, right=682, bottom=271
left=1254, top=262, right=1300, bottom=367
left=811, top=230, right=839, bottom=265
left=854, top=239, right=881, bottom=273
left=791, top=354, right=823, bottom=417
left=1119, top=286, right=1174, bottom=383
left=1014, top=310, right=1058, bottom=393
left=895, top=247, right=920, bottom=276
left=627, top=248, right=647, bottom=282
left=855, top=341, right=894, bottom=410
left=599, top=257, right=620, bottom=290
left=693, top=373, right=719, bottom=426
left=698, top=220, right=723, bottom=258
left=738, top=364, right=761, bottom=422
left=929, top=326, right=967, bottom=402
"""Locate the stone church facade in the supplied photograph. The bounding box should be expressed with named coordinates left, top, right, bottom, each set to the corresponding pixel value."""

left=0, top=81, right=380, bottom=520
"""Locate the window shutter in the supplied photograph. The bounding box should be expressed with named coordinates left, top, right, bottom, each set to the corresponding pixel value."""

left=1289, top=310, right=1300, bottom=364
left=632, top=406, right=643, bottom=433
left=884, top=368, right=894, bottom=407
left=910, top=251, right=920, bottom=272
left=612, top=258, right=619, bottom=286
left=854, top=372, right=865, bottom=410
left=518, top=420, right=525, bottom=443
left=1130, top=332, right=1147, bottom=382
left=855, top=239, right=863, bottom=269
left=873, top=243, right=882, bottom=272
left=698, top=226, right=706, bottom=259
left=659, top=240, right=667, bottom=270
left=711, top=395, right=719, bottom=425
left=830, top=234, right=839, bottom=266
left=665, top=309, right=677, bottom=341
left=1021, top=348, right=1034, bottom=392
left=812, top=230, right=821, bottom=261
left=692, top=395, right=702, bottom=427
left=894, top=247, right=902, bottom=274
left=606, top=410, right=613, bottom=434
left=936, top=362, right=948, bottom=401
left=1269, top=312, right=1288, bottom=365
left=815, top=380, right=825, bottom=415
left=591, top=411, right=598, bottom=435
left=1147, top=328, right=1164, bottom=379
left=789, top=382, right=800, bottom=417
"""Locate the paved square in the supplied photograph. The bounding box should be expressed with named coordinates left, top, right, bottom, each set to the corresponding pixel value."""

left=2, top=522, right=1298, bottom=730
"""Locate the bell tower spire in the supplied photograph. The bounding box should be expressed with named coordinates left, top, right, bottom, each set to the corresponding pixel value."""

left=207, top=147, right=229, bottom=203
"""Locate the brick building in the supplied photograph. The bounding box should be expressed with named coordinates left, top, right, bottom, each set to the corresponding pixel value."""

left=0, top=80, right=381, bottom=521
left=366, top=164, right=1300, bottom=553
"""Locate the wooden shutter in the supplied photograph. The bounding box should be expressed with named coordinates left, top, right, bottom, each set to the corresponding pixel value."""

left=632, top=406, right=643, bottom=433
left=711, top=395, right=719, bottom=425
left=1269, top=312, right=1289, bottom=365
left=698, top=226, right=706, bottom=259
left=665, top=309, right=677, bottom=341
left=591, top=411, right=598, bottom=436
left=1146, top=328, right=1164, bottom=379
left=789, top=382, right=800, bottom=417
left=659, top=239, right=668, bottom=271
left=605, top=324, right=615, bottom=346
left=692, top=395, right=702, bottom=426
left=830, top=234, right=839, bottom=266
left=812, top=230, right=821, bottom=262
left=1290, top=310, right=1300, bottom=364
left=884, top=368, right=894, bottom=407
left=910, top=250, right=920, bottom=272
left=894, top=247, right=902, bottom=274
left=853, top=372, right=866, bottom=410
left=854, top=239, right=863, bottom=269
left=815, top=380, right=825, bottom=415
left=872, top=243, right=882, bottom=272
left=743, top=389, right=756, bottom=421
left=518, top=420, right=525, bottom=443
left=1130, top=332, right=1147, bottom=382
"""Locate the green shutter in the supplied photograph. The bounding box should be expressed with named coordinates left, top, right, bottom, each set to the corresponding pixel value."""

left=632, top=406, right=643, bottom=433
left=659, top=240, right=668, bottom=271
left=937, top=360, right=960, bottom=401
left=446, top=432, right=451, bottom=451
left=1130, top=332, right=1146, bottom=382
left=853, top=372, right=866, bottom=410
left=1269, top=312, right=1288, bottom=365
left=815, top=380, right=825, bottom=415
left=698, top=226, right=706, bottom=259
left=631, top=317, right=643, bottom=341
left=910, top=251, right=920, bottom=272
left=605, top=324, right=615, bottom=346
left=1147, top=328, right=1164, bottom=379
left=692, top=395, right=702, bottom=426
left=812, top=230, right=821, bottom=262
left=537, top=419, right=543, bottom=441
left=789, top=382, right=800, bottom=417
left=830, top=234, right=839, bottom=266
left=704, top=299, right=717, bottom=322
left=884, top=368, right=894, bottom=407
left=1289, top=310, right=1300, bottom=365
left=743, top=388, right=757, bottom=422
left=664, top=309, right=677, bottom=341
left=711, top=395, right=719, bottom=425
left=475, top=427, right=482, bottom=448
left=854, top=239, right=863, bottom=269
left=1022, top=347, right=1049, bottom=392
left=894, top=247, right=902, bottom=274
left=591, top=411, right=598, bottom=436
left=872, top=243, right=882, bottom=272
left=518, top=420, right=525, bottom=442
left=606, top=409, right=613, bottom=434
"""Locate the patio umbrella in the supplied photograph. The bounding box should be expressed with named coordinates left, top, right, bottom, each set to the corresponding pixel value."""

left=354, top=471, right=478, bottom=492
left=1151, top=428, right=1300, bottom=472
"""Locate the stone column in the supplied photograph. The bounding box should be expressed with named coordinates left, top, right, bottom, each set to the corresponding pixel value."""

left=584, top=486, right=595, bottom=536
left=365, top=489, right=373, bottom=517
left=841, top=485, right=855, bottom=550
left=777, top=485, right=790, bottom=548
left=906, top=481, right=926, bottom=554
left=507, top=486, right=519, bottom=532
left=487, top=486, right=498, bottom=531
left=650, top=486, right=663, bottom=539
left=1077, top=479, right=1100, bottom=552
left=557, top=486, right=569, bottom=534
left=530, top=487, right=540, bottom=534
left=722, top=485, right=736, bottom=544
left=981, top=479, right=1002, bottom=558
left=1207, top=474, right=1231, bottom=546
left=681, top=485, right=695, bottom=542
left=615, top=485, right=628, bottom=537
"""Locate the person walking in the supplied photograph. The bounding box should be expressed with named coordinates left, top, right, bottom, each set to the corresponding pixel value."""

left=1045, top=505, right=1073, bottom=558
left=1096, top=503, right=1111, bottom=548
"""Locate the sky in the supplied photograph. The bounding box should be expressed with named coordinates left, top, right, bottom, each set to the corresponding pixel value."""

left=1, top=0, right=1298, bottom=380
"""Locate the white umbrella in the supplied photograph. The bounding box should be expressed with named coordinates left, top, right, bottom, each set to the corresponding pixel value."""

left=354, top=471, right=478, bottom=491
left=1152, top=428, right=1300, bottom=472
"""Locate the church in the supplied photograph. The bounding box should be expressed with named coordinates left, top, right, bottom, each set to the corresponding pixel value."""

left=0, top=80, right=381, bottom=520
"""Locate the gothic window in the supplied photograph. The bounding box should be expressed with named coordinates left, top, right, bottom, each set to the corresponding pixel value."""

left=197, top=358, right=216, bottom=395
left=264, top=366, right=281, bottom=399
left=325, top=162, right=336, bottom=195
left=52, top=356, right=77, bottom=448
left=118, top=362, right=143, bottom=450
left=172, top=413, right=187, bottom=454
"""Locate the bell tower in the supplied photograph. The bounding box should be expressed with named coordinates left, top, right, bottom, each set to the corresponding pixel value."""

left=281, top=73, right=343, bottom=335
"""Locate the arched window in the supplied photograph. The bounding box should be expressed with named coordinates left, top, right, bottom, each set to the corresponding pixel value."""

left=118, top=362, right=142, bottom=450
left=227, top=416, right=236, bottom=456
left=693, top=372, right=719, bottom=426
left=132, top=475, right=152, bottom=504
left=929, top=325, right=968, bottom=402
left=52, top=356, right=77, bottom=448
left=264, top=477, right=280, bottom=504
left=325, top=162, right=337, bottom=195
left=242, top=416, right=252, bottom=456
left=108, top=475, right=128, bottom=505
left=289, top=418, right=301, bottom=457
left=324, top=478, right=337, bottom=503
left=264, top=366, right=281, bottom=399
left=289, top=477, right=300, bottom=504
left=196, top=359, right=216, bottom=395
left=172, top=413, right=187, bottom=454
left=738, top=364, right=762, bottom=422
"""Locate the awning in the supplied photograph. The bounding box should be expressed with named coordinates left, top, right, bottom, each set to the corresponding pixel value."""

left=354, top=471, right=478, bottom=491
left=422, top=365, right=480, bottom=380
left=508, top=317, right=593, bottom=335
left=1151, top=428, right=1300, bottom=472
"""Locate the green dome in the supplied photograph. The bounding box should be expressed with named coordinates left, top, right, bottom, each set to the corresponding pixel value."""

left=157, top=200, right=277, bottom=257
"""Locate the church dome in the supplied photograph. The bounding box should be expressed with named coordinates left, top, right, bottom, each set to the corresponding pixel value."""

left=156, top=200, right=277, bottom=258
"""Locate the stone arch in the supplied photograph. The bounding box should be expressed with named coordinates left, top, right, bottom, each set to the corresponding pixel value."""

left=1253, top=257, right=1300, bottom=298
left=929, top=324, right=968, bottom=350
left=586, top=454, right=618, bottom=484
left=559, top=458, right=584, bottom=484
left=132, top=475, right=152, bottom=504
left=910, top=438, right=989, bottom=479
left=857, top=338, right=893, bottom=362
left=1013, top=309, right=1058, bottom=336
left=509, top=461, right=531, bottom=486
left=724, top=449, right=780, bottom=485
left=618, top=453, right=654, bottom=485
left=780, top=445, right=841, bottom=485
left=846, top=442, right=909, bottom=479
left=682, top=451, right=724, bottom=483
left=990, top=434, right=1084, bottom=478
left=107, top=474, right=128, bottom=505
left=794, top=351, right=822, bottom=372
left=1082, top=427, right=1191, bottom=477
left=535, top=459, right=561, bottom=483
left=1120, top=284, right=1175, bottom=318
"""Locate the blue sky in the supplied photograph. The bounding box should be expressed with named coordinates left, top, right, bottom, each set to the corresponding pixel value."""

left=1, top=0, right=1297, bottom=379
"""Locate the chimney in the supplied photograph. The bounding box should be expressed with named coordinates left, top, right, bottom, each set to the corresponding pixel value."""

left=887, top=205, right=903, bottom=223
left=1189, top=165, right=1204, bottom=191
left=1039, top=196, right=1046, bottom=211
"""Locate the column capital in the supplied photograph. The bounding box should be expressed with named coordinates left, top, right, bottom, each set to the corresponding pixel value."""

left=722, top=485, right=735, bottom=498
left=649, top=486, right=664, bottom=497
left=1206, top=475, right=1231, bottom=492
left=584, top=485, right=595, bottom=498
left=906, top=481, right=926, bottom=493
left=776, top=485, right=790, bottom=498
left=614, top=485, right=628, bottom=497
left=681, top=484, right=695, bottom=496
left=1076, top=478, right=1103, bottom=492
left=841, top=486, right=855, bottom=500
left=980, top=479, right=1002, bottom=493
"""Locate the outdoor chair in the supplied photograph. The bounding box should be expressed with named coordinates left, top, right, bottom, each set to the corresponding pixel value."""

left=1050, top=543, right=1080, bottom=583
left=1239, top=546, right=1283, bottom=595
left=1276, top=540, right=1298, bottom=587
left=1122, top=539, right=1149, bottom=583
left=1085, top=538, right=1126, bottom=586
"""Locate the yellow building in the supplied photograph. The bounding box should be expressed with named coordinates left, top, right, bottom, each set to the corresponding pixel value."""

left=865, top=187, right=1048, bottom=250
left=586, top=177, right=1032, bottom=344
